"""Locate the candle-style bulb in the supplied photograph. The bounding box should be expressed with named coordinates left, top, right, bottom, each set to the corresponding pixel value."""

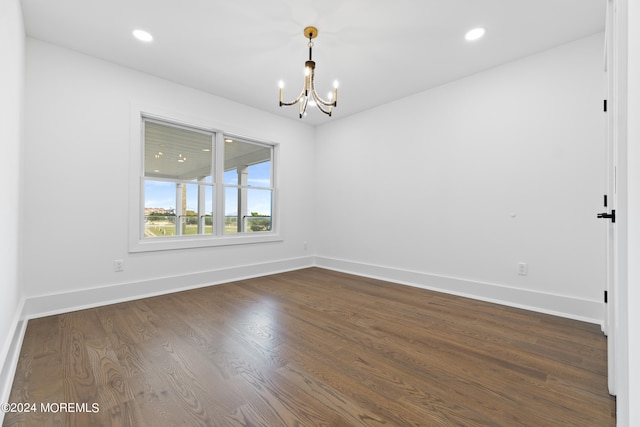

left=332, top=81, right=338, bottom=106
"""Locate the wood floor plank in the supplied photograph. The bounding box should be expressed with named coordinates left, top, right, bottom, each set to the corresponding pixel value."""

left=4, top=268, right=615, bottom=426
left=261, top=288, right=541, bottom=425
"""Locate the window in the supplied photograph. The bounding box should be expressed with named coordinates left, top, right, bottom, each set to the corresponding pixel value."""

left=130, top=112, right=279, bottom=252
left=222, top=137, right=273, bottom=234
left=144, top=120, right=214, bottom=237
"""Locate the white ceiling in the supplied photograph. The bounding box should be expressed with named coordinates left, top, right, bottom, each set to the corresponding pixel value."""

left=20, top=0, right=605, bottom=126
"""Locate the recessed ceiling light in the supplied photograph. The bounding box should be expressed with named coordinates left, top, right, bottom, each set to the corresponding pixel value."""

left=465, top=27, right=486, bottom=41
left=133, top=29, right=153, bottom=42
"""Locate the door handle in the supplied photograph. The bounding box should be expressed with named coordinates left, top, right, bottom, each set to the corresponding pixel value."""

left=597, top=210, right=616, bottom=223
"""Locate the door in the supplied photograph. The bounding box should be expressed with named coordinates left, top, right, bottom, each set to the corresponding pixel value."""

left=601, top=0, right=617, bottom=396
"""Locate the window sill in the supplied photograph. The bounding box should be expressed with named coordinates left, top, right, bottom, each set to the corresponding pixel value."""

left=129, top=233, right=283, bottom=253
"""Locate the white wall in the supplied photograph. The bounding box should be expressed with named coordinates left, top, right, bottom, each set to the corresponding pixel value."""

left=21, top=39, right=317, bottom=315
left=315, top=33, right=606, bottom=323
left=0, top=0, right=25, bottom=404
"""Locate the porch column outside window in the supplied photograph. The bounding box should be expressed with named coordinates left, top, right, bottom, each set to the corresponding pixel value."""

left=237, top=165, right=248, bottom=232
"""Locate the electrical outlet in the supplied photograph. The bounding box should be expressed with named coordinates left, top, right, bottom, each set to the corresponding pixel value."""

left=114, top=259, right=124, bottom=272
left=518, top=262, right=528, bottom=276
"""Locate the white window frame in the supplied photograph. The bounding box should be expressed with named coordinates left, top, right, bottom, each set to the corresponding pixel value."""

left=128, top=104, right=281, bottom=252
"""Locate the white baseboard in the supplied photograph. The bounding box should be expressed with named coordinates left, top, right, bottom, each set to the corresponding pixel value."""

left=315, top=256, right=604, bottom=325
left=22, top=256, right=315, bottom=320
left=0, top=298, right=27, bottom=425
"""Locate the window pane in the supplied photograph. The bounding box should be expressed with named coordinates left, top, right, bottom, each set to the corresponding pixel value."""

left=144, top=180, right=177, bottom=237
left=223, top=187, right=272, bottom=234
left=145, top=120, right=213, bottom=181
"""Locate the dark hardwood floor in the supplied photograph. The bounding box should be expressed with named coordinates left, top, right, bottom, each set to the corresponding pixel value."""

left=4, top=267, right=615, bottom=426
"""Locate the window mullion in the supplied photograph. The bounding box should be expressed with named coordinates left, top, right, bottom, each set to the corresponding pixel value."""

left=214, top=132, right=225, bottom=236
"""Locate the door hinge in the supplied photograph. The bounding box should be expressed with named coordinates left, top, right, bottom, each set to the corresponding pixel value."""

left=604, top=99, right=608, bottom=112
left=604, top=290, right=608, bottom=303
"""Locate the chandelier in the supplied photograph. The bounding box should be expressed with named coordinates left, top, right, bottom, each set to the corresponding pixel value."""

left=279, top=26, right=338, bottom=118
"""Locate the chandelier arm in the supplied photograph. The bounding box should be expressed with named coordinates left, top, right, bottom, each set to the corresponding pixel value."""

left=311, top=90, right=331, bottom=113
left=310, top=72, right=337, bottom=107
left=311, top=89, right=335, bottom=108
left=300, top=96, right=309, bottom=118
left=298, top=95, right=310, bottom=118
left=280, top=90, right=305, bottom=107
left=314, top=99, right=333, bottom=116
left=310, top=87, right=332, bottom=116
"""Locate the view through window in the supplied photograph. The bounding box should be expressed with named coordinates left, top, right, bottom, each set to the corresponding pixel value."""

left=142, top=118, right=273, bottom=239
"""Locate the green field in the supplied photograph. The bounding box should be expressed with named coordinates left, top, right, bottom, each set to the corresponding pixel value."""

left=144, top=223, right=216, bottom=237
left=144, top=218, right=263, bottom=237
